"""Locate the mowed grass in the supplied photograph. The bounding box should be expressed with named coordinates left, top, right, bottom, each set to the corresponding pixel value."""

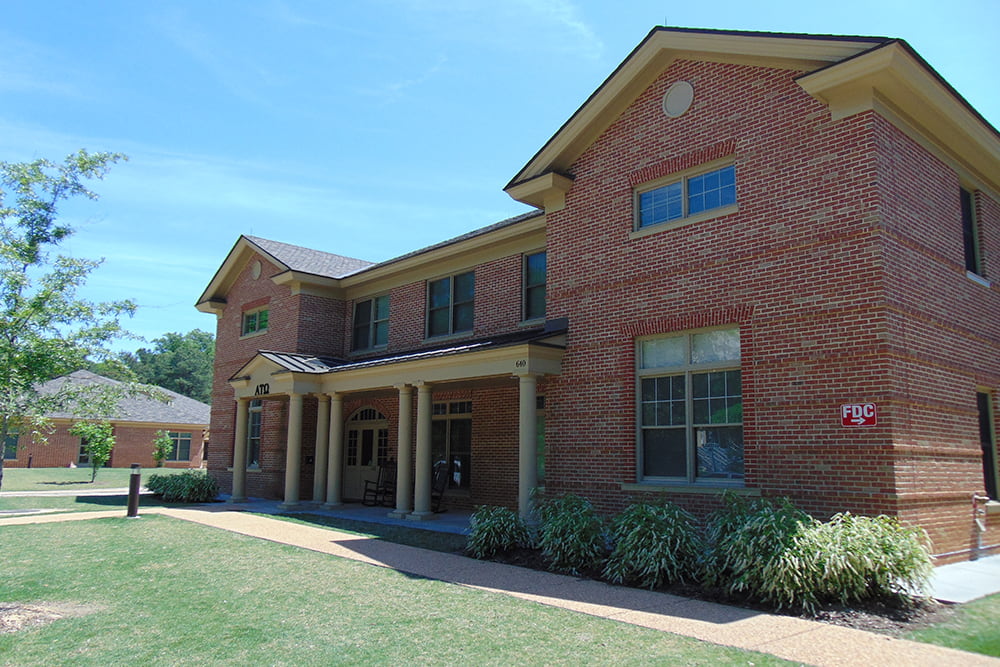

left=905, top=593, right=1000, bottom=657
left=0, top=516, right=796, bottom=667
left=0, top=466, right=189, bottom=492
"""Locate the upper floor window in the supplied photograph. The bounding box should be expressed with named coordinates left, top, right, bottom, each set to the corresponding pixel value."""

left=242, top=308, right=269, bottom=336
left=428, top=271, right=474, bottom=337
left=246, top=399, right=262, bottom=468
left=524, top=251, right=546, bottom=321
left=637, top=164, right=736, bottom=230
left=352, top=295, right=389, bottom=351
left=638, top=327, right=743, bottom=484
left=962, top=188, right=983, bottom=276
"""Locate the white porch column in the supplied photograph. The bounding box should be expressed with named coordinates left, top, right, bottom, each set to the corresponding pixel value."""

left=312, top=394, right=330, bottom=503
left=324, top=393, right=344, bottom=507
left=230, top=397, right=249, bottom=503
left=409, top=382, right=435, bottom=520
left=390, top=384, right=413, bottom=518
left=518, top=373, right=539, bottom=518
left=279, top=393, right=304, bottom=509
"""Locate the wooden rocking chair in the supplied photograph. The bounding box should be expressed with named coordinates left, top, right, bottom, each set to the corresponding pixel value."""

left=362, top=462, right=397, bottom=507
left=430, top=462, right=449, bottom=513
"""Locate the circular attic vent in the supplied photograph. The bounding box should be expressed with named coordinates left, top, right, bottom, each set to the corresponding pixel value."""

left=662, top=81, right=694, bottom=118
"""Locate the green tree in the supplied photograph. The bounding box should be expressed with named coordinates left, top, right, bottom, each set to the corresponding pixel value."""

left=129, top=330, right=214, bottom=403
left=0, top=150, right=135, bottom=490
left=69, top=420, right=116, bottom=482
left=152, top=429, right=173, bottom=467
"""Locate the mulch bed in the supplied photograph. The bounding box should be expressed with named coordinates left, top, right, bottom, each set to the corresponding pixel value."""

left=482, top=546, right=956, bottom=637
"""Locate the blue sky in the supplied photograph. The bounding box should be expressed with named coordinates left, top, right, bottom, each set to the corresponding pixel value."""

left=2, top=1, right=997, bottom=350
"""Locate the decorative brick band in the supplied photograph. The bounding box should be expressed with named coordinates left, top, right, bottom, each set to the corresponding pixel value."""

left=628, top=138, right=738, bottom=187
left=242, top=296, right=271, bottom=311
left=620, top=304, right=754, bottom=338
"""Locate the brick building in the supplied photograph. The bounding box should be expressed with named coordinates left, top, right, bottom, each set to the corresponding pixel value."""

left=198, top=28, right=999, bottom=563
left=4, top=370, right=209, bottom=469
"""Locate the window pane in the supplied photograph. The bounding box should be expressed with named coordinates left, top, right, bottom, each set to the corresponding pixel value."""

left=453, top=302, right=474, bottom=332
left=354, top=300, right=372, bottom=326
left=641, top=378, right=656, bottom=402
left=643, top=428, right=687, bottom=477
left=641, top=335, right=686, bottom=368
left=696, top=426, right=744, bottom=480
left=639, top=182, right=683, bottom=227
left=429, top=278, right=451, bottom=309
left=374, top=295, right=390, bottom=320
left=525, top=285, right=546, bottom=320
left=352, top=322, right=371, bottom=351
left=373, top=321, right=388, bottom=346
left=428, top=308, right=449, bottom=337
left=257, top=310, right=268, bottom=330
left=453, top=272, right=474, bottom=303
left=692, top=329, right=740, bottom=363
left=526, top=252, right=546, bottom=285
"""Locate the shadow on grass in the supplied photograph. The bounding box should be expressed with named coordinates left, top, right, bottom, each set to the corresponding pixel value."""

left=44, top=481, right=97, bottom=486
left=277, top=513, right=468, bottom=554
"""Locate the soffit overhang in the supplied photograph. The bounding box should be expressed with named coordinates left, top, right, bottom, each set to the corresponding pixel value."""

left=195, top=236, right=291, bottom=315
left=797, top=41, right=1000, bottom=193
left=229, top=326, right=567, bottom=399
left=504, top=27, right=888, bottom=206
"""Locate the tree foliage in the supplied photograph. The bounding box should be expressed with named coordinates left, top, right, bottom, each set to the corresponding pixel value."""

left=131, top=330, right=214, bottom=403
left=152, top=429, right=173, bottom=467
left=69, top=420, right=116, bottom=482
left=0, top=150, right=134, bottom=489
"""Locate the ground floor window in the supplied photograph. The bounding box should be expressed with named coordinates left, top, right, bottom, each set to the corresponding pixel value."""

left=638, top=328, right=743, bottom=483
left=3, top=428, right=17, bottom=460
left=166, top=431, right=192, bottom=462
left=247, top=399, right=262, bottom=468
left=537, top=395, right=546, bottom=487
left=979, top=391, right=998, bottom=500
left=432, top=401, right=471, bottom=490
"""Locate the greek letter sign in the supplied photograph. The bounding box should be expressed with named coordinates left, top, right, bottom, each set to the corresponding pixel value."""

left=841, top=403, right=877, bottom=427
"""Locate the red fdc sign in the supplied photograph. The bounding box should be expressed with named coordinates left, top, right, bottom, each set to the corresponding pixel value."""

left=841, top=403, right=878, bottom=427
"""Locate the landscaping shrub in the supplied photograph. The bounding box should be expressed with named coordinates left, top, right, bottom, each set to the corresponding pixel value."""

left=536, top=493, right=606, bottom=575
left=603, top=501, right=703, bottom=589
left=466, top=505, right=533, bottom=559
left=147, top=470, right=218, bottom=503
left=765, top=512, right=933, bottom=612
left=701, top=493, right=812, bottom=604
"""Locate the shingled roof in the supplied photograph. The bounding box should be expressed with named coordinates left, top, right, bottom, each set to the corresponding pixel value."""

left=38, top=370, right=210, bottom=426
left=244, top=236, right=375, bottom=279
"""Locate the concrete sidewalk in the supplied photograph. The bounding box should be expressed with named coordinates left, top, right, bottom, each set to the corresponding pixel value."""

left=2, top=504, right=996, bottom=666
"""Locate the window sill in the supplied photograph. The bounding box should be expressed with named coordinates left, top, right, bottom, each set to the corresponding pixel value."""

left=227, top=466, right=262, bottom=473
left=967, top=271, right=992, bottom=288
left=519, top=317, right=545, bottom=328
left=620, top=482, right=758, bottom=496
left=986, top=501, right=1000, bottom=515
left=239, top=329, right=269, bottom=341
left=349, top=344, right=388, bottom=357
left=423, top=330, right=473, bottom=344
left=630, top=204, right=738, bottom=240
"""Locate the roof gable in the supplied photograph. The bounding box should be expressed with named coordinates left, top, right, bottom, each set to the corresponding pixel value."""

left=196, top=235, right=373, bottom=314
left=505, top=26, right=1000, bottom=207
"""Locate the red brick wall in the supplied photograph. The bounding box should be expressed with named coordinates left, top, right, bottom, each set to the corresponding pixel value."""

left=874, top=115, right=1000, bottom=560
left=8, top=422, right=205, bottom=469
left=542, top=57, right=996, bottom=558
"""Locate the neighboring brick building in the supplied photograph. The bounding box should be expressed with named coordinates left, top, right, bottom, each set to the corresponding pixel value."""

left=3, top=370, right=209, bottom=469
left=198, top=28, right=999, bottom=563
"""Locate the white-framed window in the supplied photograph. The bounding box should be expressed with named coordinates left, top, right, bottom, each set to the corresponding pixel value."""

left=241, top=308, right=269, bottom=336
left=962, top=187, right=984, bottom=277
left=636, top=163, right=736, bottom=230
left=523, top=251, right=546, bottom=321
left=427, top=271, right=474, bottom=337
left=165, top=431, right=192, bottom=461
left=3, top=428, right=18, bottom=460
left=432, top=401, right=472, bottom=490
left=246, top=399, right=262, bottom=468
left=638, top=327, right=743, bottom=483
left=352, top=295, right=389, bottom=351
left=978, top=391, right=998, bottom=501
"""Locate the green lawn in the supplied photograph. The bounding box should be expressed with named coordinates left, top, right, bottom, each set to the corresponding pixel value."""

left=0, top=466, right=188, bottom=492
left=0, top=517, right=796, bottom=666
left=904, top=592, right=1000, bottom=657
